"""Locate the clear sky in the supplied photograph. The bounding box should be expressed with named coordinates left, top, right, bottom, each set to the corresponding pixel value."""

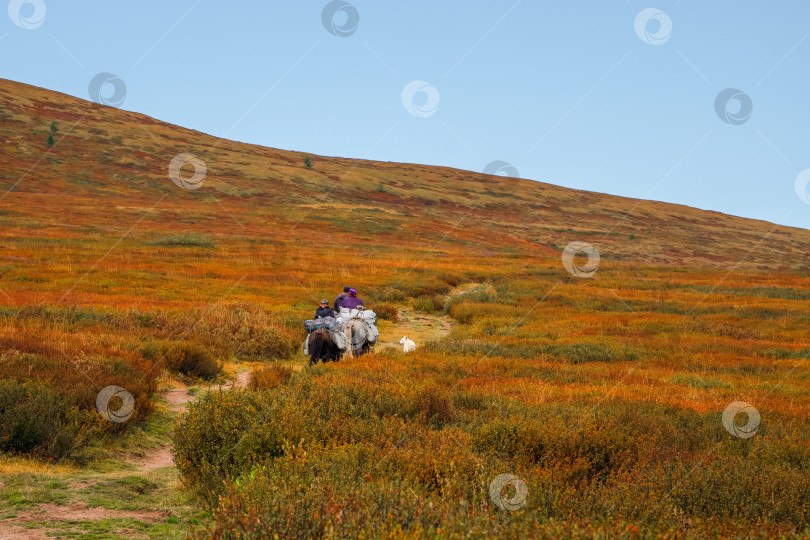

left=4, top=1, right=810, bottom=229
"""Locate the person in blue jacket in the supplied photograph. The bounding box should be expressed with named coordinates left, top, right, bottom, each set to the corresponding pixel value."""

left=314, top=299, right=334, bottom=319
left=333, top=286, right=351, bottom=311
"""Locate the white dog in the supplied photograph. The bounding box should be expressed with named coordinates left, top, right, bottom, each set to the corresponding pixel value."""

left=399, top=336, right=416, bottom=353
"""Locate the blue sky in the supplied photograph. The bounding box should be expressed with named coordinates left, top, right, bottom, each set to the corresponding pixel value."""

left=4, top=1, right=810, bottom=229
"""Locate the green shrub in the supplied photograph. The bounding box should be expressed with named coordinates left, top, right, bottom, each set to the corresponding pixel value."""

left=552, top=342, right=613, bottom=363
left=413, top=295, right=443, bottom=314
left=164, top=342, right=221, bottom=379
left=0, top=348, right=156, bottom=451
left=0, top=380, right=99, bottom=460
left=449, top=302, right=476, bottom=323
left=203, top=457, right=487, bottom=539
left=413, top=296, right=434, bottom=314
left=372, top=302, right=398, bottom=321
left=387, top=275, right=450, bottom=300
left=431, top=294, right=446, bottom=312
left=450, top=284, right=492, bottom=305
left=174, top=390, right=285, bottom=503
left=762, top=347, right=810, bottom=359
left=147, top=233, right=215, bottom=248
left=373, top=287, right=406, bottom=302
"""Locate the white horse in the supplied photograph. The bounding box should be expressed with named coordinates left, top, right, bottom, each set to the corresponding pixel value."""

left=342, top=319, right=371, bottom=359
left=399, top=336, right=416, bottom=353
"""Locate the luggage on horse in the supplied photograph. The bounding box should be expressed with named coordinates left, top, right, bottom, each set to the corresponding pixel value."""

left=329, top=325, right=350, bottom=352
left=366, top=321, right=379, bottom=345
left=338, top=307, right=376, bottom=325
left=304, top=316, right=338, bottom=332
left=304, top=319, right=323, bottom=331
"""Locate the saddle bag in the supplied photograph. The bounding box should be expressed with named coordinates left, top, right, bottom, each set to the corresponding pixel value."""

left=365, top=321, right=379, bottom=345
left=304, top=316, right=338, bottom=331
left=320, top=316, right=338, bottom=329
left=304, top=319, right=324, bottom=331
left=329, top=326, right=350, bottom=352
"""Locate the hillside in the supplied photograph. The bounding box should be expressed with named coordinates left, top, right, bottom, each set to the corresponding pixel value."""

left=1, top=79, right=810, bottom=539
left=1, top=78, right=808, bottom=276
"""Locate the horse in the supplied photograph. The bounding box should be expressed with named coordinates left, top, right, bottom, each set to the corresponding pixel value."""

left=308, top=328, right=340, bottom=366
left=342, top=319, right=371, bottom=359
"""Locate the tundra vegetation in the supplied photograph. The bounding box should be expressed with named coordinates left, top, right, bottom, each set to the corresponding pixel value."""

left=0, top=80, right=809, bottom=538
left=2, top=238, right=809, bottom=538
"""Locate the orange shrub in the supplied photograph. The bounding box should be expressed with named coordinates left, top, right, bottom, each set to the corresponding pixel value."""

left=249, top=364, right=293, bottom=390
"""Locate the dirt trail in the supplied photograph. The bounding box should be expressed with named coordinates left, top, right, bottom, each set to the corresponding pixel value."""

left=212, top=370, right=251, bottom=391
left=0, top=371, right=250, bottom=540
left=0, top=503, right=169, bottom=540
left=3, top=503, right=168, bottom=523
left=136, top=386, right=194, bottom=472
left=138, top=371, right=252, bottom=472
left=0, top=371, right=253, bottom=539
left=163, top=387, right=194, bottom=412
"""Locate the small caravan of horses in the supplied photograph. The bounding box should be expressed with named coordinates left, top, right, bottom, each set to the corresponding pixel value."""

left=304, top=307, right=379, bottom=366
left=400, top=336, right=416, bottom=353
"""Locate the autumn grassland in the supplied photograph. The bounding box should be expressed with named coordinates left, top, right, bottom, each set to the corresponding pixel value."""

left=1, top=79, right=809, bottom=538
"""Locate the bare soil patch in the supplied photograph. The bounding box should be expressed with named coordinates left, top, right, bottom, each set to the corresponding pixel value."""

left=137, top=445, right=174, bottom=472
left=163, top=387, right=195, bottom=411
left=0, top=503, right=168, bottom=539
left=2, top=502, right=168, bottom=523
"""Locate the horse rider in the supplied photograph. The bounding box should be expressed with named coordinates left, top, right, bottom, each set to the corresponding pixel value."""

left=334, top=286, right=351, bottom=311
left=340, top=288, right=364, bottom=310
left=314, top=299, right=334, bottom=320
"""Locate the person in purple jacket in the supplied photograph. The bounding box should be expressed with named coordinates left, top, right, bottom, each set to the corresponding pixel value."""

left=340, top=287, right=364, bottom=310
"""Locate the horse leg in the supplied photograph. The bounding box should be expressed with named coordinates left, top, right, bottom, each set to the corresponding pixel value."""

left=328, top=335, right=339, bottom=362
left=343, top=325, right=353, bottom=360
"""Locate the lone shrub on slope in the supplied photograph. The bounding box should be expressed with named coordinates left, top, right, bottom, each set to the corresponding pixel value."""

left=164, top=342, right=221, bottom=380
left=0, top=379, right=102, bottom=460
left=174, top=390, right=285, bottom=503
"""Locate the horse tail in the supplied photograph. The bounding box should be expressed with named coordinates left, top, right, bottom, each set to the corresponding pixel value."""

left=309, top=330, right=324, bottom=365
left=321, top=330, right=336, bottom=361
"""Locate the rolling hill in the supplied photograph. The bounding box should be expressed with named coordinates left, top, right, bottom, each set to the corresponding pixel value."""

left=1, top=78, right=808, bottom=275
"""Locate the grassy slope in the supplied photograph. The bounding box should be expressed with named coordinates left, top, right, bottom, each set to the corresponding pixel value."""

left=0, top=79, right=809, bottom=539
left=1, top=77, right=809, bottom=281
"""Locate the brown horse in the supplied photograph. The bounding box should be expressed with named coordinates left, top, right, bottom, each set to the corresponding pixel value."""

left=308, top=328, right=340, bottom=366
